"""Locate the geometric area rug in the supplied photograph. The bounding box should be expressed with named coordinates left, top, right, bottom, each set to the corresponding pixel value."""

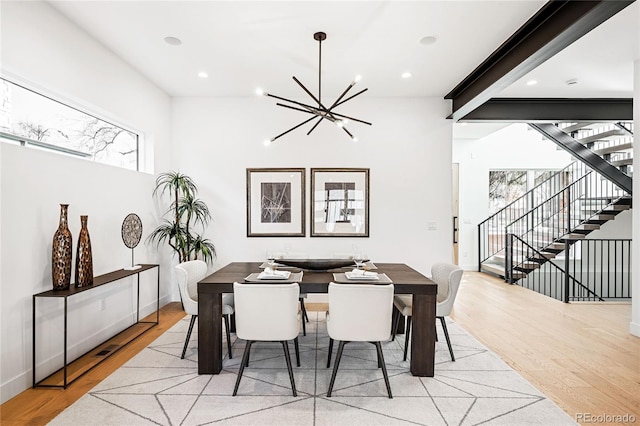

left=49, top=312, right=577, bottom=425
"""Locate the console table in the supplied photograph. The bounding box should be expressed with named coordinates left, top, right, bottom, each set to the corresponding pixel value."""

left=32, top=264, right=159, bottom=388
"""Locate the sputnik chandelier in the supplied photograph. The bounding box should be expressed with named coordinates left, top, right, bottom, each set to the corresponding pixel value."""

left=258, top=31, right=371, bottom=145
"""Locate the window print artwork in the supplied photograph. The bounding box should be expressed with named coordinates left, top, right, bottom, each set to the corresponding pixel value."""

left=261, top=182, right=291, bottom=223
left=324, top=182, right=356, bottom=223
left=311, top=168, right=369, bottom=237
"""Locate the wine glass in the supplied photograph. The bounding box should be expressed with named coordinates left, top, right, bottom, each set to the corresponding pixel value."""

left=353, top=252, right=365, bottom=269
left=266, top=251, right=278, bottom=270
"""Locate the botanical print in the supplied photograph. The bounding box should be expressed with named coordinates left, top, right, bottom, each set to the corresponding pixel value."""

left=261, top=182, right=291, bottom=223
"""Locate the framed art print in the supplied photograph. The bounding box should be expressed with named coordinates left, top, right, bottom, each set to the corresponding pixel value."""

left=247, top=168, right=305, bottom=237
left=311, top=168, right=369, bottom=237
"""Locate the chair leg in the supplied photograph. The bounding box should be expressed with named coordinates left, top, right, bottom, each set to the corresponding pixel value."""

left=391, top=309, right=397, bottom=341
left=392, top=309, right=402, bottom=342
left=233, top=341, right=253, bottom=396
left=294, top=337, right=300, bottom=367
left=375, top=341, right=393, bottom=399
left=181, top=315, right=197, bottom=359
left=439, top=316, right=455, bottom=361
left=403, top=316, right=412, bottom=362
left=327, top=338, right=334, bottom=368
left=327, top=341, right=346, bottom=397
left=223, top=314, right=232, bottom=359
left=300, top=297, right=309, bottom=322
left=281, top=341, right=297, bottom=397
left=371, top=341, right=381, bottom=368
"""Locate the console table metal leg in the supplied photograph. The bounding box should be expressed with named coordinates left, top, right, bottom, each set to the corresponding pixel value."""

left=64, top=297, right=68, bottom=388
left=136, top=274, right=140, bottom=323
left=156, top=268, right=160, bottom=324
left=32, top=296, right=36, bottom=388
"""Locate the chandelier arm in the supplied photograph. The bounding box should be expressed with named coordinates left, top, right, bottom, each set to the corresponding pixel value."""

left=276, top=102, right=323, bottom=116
left=307, top=81, right=358, bottom=130
left=324, top=110, right=372, bottom=126
left=271, top=116, right=318, bottom=142
left=306, top=117, right=324, bottom=136
left=266, top=93, right=322, bottom=113
left=341, top=126, right=355, bottom=139
left=333, top=88, right=369, bottom=109
left=292, top=76, right=336, bottom=118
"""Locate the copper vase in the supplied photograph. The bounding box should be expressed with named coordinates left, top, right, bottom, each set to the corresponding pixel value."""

left=52, top=204, right=72, bottom=290
left=75, top=215, right=94, bottom=287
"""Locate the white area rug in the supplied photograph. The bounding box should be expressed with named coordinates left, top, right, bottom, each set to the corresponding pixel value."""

left=49, top=313, right=577, bottom=425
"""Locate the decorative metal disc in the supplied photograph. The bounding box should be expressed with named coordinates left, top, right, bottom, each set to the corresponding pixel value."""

left=121, top=213, right=143, bottom=249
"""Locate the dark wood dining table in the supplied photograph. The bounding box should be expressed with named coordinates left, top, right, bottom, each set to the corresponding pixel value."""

left=197, top=262, right=438, bottom=377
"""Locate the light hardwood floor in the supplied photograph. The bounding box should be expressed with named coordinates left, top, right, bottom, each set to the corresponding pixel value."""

left=452, top=272, right=640, bottom=425
left=2, top=273, right=638, bottom=425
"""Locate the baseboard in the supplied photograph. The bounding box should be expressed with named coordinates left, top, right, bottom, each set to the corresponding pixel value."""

left=0, top=294, right=171, bottom=405
left=630, top=321, right=640, bottom=337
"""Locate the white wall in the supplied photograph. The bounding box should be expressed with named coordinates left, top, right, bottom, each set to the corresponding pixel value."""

left=171, top=96, right=454, bottom=295
left=453, top=123, right=573, bottom=270
left=0, top=1, right=172, bottom=402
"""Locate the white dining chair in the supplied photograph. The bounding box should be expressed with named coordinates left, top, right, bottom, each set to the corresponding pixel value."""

left=326, top=282, right=394, bottom=398
left=269, top=250, right=310, bottom=336
left=232, top=282, right=301, bottom=397
left=175, top=260, right=235, bottom=359
left=392, top=262, right=463, bottom=361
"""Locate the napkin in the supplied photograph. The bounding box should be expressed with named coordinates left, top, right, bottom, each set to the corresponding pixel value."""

left=346, top=269, right=379, bottom=280
left=258, top=268, right=291, bottom=279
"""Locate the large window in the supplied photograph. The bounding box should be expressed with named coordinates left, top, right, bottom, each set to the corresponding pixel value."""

left=489, top=169, right=557, bottom=214
left=0, top=78, right=139, bottom=171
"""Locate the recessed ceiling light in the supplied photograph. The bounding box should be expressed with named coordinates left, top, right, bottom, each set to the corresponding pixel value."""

left=197, top=71, right=208, bottom=79
left=401, top=71, right=412, bottom=79
left=419, top=35, right=439, bottom=45
left=566, top=78, right=579, bottom=85
left=526, top=79, right=537, bottom=86
left=164, top=36, right=182, bottom=46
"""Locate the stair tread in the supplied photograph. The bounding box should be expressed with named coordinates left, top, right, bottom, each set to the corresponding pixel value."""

left=592, top=142, right=633, bottom=155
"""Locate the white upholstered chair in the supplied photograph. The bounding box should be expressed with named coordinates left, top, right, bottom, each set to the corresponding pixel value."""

left=232, top=282, right=301, bottom=397
left=175, top=260, right=235, bottom=359
left=269, top=251, right=310, bottom=335
left=326, top=282, right=394, bottom=398
left=392, top=262, right=463, bottom=361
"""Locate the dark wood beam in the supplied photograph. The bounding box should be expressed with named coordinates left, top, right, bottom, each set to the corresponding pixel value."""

left=445, top=0, right=635, bottom=121
left=460, top=98, right=633, bottom=122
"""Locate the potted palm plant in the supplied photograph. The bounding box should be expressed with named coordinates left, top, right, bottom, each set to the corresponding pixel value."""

left=147, top=171, right=216, bottom=263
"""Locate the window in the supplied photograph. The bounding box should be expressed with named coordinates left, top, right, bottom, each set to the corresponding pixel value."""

left=489, top=169, right=559, bottom=214
left=0, top=78, right=139, bottom=171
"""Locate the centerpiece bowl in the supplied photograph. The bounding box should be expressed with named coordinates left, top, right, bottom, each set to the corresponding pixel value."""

left=275, top=258, right=358, bottom=271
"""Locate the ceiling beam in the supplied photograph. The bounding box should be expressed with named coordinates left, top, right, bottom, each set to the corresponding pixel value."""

left=460, top=98, right=633, bottom=122
left=444, top=0, right=636, bottom=121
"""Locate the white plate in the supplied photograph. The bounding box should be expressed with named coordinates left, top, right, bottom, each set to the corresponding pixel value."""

left=345, top=271, right=379, bottom=280
left=257, top=270, right=291, bottom=280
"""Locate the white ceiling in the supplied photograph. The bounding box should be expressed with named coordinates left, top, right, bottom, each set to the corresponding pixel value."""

left=46, top=1, right=639, bottom=140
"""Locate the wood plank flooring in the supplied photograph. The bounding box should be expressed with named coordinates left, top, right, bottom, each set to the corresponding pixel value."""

left=1, top=302, right=186, bottom=426
left=2, top=274, right=638, bottom=425
left=452, top=272, right=640, bottom=424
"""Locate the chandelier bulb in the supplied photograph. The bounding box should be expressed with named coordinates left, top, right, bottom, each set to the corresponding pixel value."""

left=256, top=88, right=266, bottom=96
left=351, top=136, right=358, bottom=142
left=353, top=75, right=362, bottom=84
left=263, top=138, right=273, bottom=146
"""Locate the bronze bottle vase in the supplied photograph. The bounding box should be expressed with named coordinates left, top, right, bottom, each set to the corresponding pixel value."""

left=52, top=204, right=72, bottom=290
left=75, top=215, right=94, bottom=287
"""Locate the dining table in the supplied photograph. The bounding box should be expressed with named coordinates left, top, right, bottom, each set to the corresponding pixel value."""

left=197, top=262, right=438, bottom=377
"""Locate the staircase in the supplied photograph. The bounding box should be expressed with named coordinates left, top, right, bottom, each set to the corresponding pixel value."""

left=479, top=122, right=633, bottom=301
